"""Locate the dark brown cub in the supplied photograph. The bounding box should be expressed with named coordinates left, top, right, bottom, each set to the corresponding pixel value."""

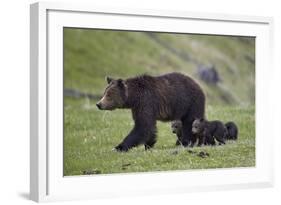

left=192, top=118, right=227, bottom=146
left=225, top=121, right=238, bottom=140
left=171, top=120, right=183, bottom=146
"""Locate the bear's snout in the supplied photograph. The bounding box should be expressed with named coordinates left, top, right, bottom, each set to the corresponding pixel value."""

left=192, top=128, right=197, bottom=133
left=96, top=102, right=102, bottom=110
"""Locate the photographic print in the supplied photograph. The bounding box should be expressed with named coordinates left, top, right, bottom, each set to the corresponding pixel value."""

left=63, top=28, right=255, bottom=176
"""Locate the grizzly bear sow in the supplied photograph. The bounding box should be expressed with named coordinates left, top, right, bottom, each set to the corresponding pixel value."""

left=96, top=72, right=205, bottom=152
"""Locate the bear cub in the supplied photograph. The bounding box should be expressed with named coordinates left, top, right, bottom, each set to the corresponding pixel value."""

left=171, top=120, right=183, bottom=145
left=225, top=121, right=238, bottom=140
left=192, top=119, right=226, bottom=146
left=171, top=120, right=217, bottom=146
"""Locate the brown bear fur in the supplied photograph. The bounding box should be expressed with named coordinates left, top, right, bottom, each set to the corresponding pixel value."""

left=225, top=121, right=238, bottom=140
left=96, top=72, right=205, bottom=151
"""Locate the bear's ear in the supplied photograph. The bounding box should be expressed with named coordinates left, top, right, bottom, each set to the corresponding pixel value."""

left=106, top=76, right=114, bottom=84
left=117, top=79, right=125, bottom=88
left=199, top=118, right=204, bottom=122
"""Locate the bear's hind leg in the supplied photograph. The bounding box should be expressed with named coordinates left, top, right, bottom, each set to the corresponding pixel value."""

left=215, top=135, right=225, bottom=145
left=181, top=119, right=193, bottom=147
left=214, top=129, right=225, bottom=145
left=175, top=130, right=183, bottom=146
left=190, top=135, right=198, bottom=147
left=205, top=134, right=216, bottom=146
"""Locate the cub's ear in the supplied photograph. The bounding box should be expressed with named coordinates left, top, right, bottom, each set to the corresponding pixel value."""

left=199, top=118, right=204, bottom=122
left=106, top=76, right=114, bottom=84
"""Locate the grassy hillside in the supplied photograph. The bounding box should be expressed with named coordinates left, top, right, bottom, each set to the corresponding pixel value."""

left=64, top=28, right=255, bottom=106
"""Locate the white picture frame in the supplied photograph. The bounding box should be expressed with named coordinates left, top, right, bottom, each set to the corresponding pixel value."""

left=30, top=2, right=274, bottom=202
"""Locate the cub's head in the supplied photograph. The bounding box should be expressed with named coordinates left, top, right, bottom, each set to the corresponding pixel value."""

left=171, top=121, right=182, bottom=134
left=96, top=77, right=128, bottom=110
left=192, top=118, right=205, bottom=134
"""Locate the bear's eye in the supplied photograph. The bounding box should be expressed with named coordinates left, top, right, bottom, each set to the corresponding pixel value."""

left=106, top=93, right=112, bottom=98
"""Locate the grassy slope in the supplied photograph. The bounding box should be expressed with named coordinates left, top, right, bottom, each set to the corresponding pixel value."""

left=64, top=98, right=255, bottom=176
left=64, top=29, right=255, bottom=106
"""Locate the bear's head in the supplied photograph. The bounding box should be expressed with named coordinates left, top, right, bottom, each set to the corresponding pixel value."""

left=192, top=118, right=205, bottom=134
left=96, top=77, right=128, bottom=110
left=171, top=121, right=182, bottom=134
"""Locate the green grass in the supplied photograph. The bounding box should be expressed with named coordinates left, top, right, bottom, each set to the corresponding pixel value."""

left=63, top=97, right=255, bottom=176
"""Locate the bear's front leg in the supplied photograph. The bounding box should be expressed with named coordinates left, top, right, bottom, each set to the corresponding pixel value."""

left=114, top=127, right=144, bottom=152
left=114, top=118, right=157, bottom=152
left=144, top=136, right=157, bottom=150
left=197, top=134, right=205, bottom=146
